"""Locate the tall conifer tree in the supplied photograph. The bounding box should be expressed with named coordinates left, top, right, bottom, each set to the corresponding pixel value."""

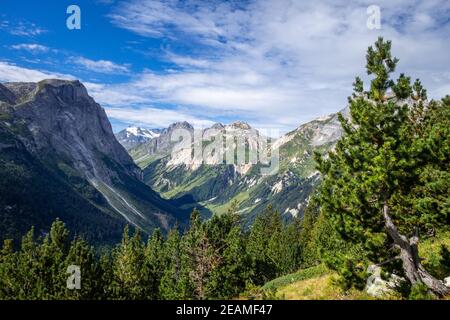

left=316, top=37, right=449, bottom=295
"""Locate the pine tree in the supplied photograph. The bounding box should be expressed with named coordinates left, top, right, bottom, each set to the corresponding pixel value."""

left=159, top=227, right=184, bottom=299
left=406, top=96, right=449, bottom=231
left=110, top=226, right=146, bottom=299
left=266, top=214, right=284, bottom=276
left=316, top=37, right=450, bottom=295
left=16, top=227, right=42, bottom=299
left=64, top=237, right=102, bottom=299
left=279, top=218, right=302, bottom=273
left=99, top=251, right=113, bottom=298
left=143, top=228, right=164, bottom=299
left=204, top=205, right=251, bottom=299
left=181, top=209, right=218, bottom=299
left=0, top=239, right=17, bottom=299
left=366, top=37, right=398, bottom=101
left=246, top=205, right=282, bottom=284
left=299, top=199, right=321, bottom=267
left=207, top=225, right=251, bottom=299
left=37, top=219, right=70, bottom=299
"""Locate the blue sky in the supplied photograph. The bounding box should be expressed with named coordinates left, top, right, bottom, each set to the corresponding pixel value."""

left=0, top=0, right=449, bottom=135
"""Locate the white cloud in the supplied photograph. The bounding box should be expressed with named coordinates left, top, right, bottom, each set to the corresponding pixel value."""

left=109, top=0, right=225, bottom=38
left=10, top=43, right=49, bottom=53
left=0, top=61, right=74, bottom=82
left=84, top=82, right=152, bottom=105
left=165, top=54, right=212, bottom=68
left=106, top=0, right=450, bottom=132
left=105, top=106, right=215, bottom=128
left=1, top=20, right=47, bottom=37
left=73, top=57, right=130, bottom=74
left=1, top=1, right=449, bottom=133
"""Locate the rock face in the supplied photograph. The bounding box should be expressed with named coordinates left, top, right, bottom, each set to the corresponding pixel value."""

left=365, top=265, right=405, bottom=298
left=0, top=83, right=17, bottom=104
left=115, top=126, right=162, bottom=150
left=445, top=276, right=450, bottom=288
left=131, top=121, right=267, bottom=169
left=11, top=80, right=140, bottom=183
left=0, top=79, right=185, bottom=243
left=129, top=121, right=195, bottom=167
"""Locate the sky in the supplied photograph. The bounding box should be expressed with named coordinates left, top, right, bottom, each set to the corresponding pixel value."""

left=0, top=0, right=449, bottom=135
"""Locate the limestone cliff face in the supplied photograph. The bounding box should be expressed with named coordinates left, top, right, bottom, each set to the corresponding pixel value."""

left=0, top=79, right=185, bottom=238
left=6, top=79, right=140, bottom=184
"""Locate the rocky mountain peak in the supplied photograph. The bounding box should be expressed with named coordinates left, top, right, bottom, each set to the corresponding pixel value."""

left=0, top=83, right=17, bottom=105
left=6, top=79, right=139, bottom=183
left=167, top=121, right=194, bottom=132
left=0, top=78, right=184, bottom=237
left=35, top=79, right=91, bottom=104
left=124, top=126, right=161, bottom=138
left=3, top=82, right=37, bottom=102
left=228, top=121, right=252, bottom=130
left=116, top=126, right=162, bottom=150
left=210, top=123, right=225, bottom=130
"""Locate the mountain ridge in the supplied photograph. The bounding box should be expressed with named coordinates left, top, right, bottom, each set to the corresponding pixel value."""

left=0, top=79, right=188, bottom=243
left=124, top=107, right=348, bottom=223
left=116, top=126, right=163, bottom=150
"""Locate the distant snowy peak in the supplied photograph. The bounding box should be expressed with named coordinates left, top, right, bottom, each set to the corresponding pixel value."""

left=125, top=126, right=161, bottom=139
left=116, top=126, right=162, bottom=150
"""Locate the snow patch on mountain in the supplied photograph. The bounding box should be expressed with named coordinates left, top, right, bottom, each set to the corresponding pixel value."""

left=116, top=126, right=162, bottom=150
left=271, top=180, right=283, bottom=194
left=126, top=126, right=161, bottom=139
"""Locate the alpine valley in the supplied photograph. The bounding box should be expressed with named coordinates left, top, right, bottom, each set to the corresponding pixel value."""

left=0, top=78, right=347, bottom=243
left=116, top=108, right=348, bottom=226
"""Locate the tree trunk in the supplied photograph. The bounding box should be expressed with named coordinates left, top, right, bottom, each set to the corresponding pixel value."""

left=382, top=202, right=450, bottom=296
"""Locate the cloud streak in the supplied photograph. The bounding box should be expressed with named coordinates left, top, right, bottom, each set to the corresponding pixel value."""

left=0, top=19, right=47, bottom=37
left=73, top=57, right=130, bottom=74
left=10, top=43, right=50, bottom=53
left=105, top=106, right=215, bottom=128
left=0, top=61, right=74, bottom=82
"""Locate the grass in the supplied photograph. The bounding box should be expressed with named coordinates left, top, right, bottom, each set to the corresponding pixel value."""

left=261, top=264, right=373, bottom=300
left=262, top=264, right=329, bottom=291
left=162, top=171, right=213, bottom=198
left=419, top=229, right=450, bottom=281
left=134, top=154, right=166, bottom=169
left=203, top=190, right=251, bottom=215
left=261, top=230, right=450, bottom=300
left=275, top=273, right=374, bottom=300
left=419, top=229, right=450, bottom=262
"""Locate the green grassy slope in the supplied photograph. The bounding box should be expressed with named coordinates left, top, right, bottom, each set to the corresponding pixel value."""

left=258, top=230, right=450, bottom=300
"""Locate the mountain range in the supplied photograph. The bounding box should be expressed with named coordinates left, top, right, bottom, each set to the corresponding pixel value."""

left=116, top=107, right=347, bottom=225
left=115, top=126, right=163, bottom=150
left=0, top=78, right=346, bottom=244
